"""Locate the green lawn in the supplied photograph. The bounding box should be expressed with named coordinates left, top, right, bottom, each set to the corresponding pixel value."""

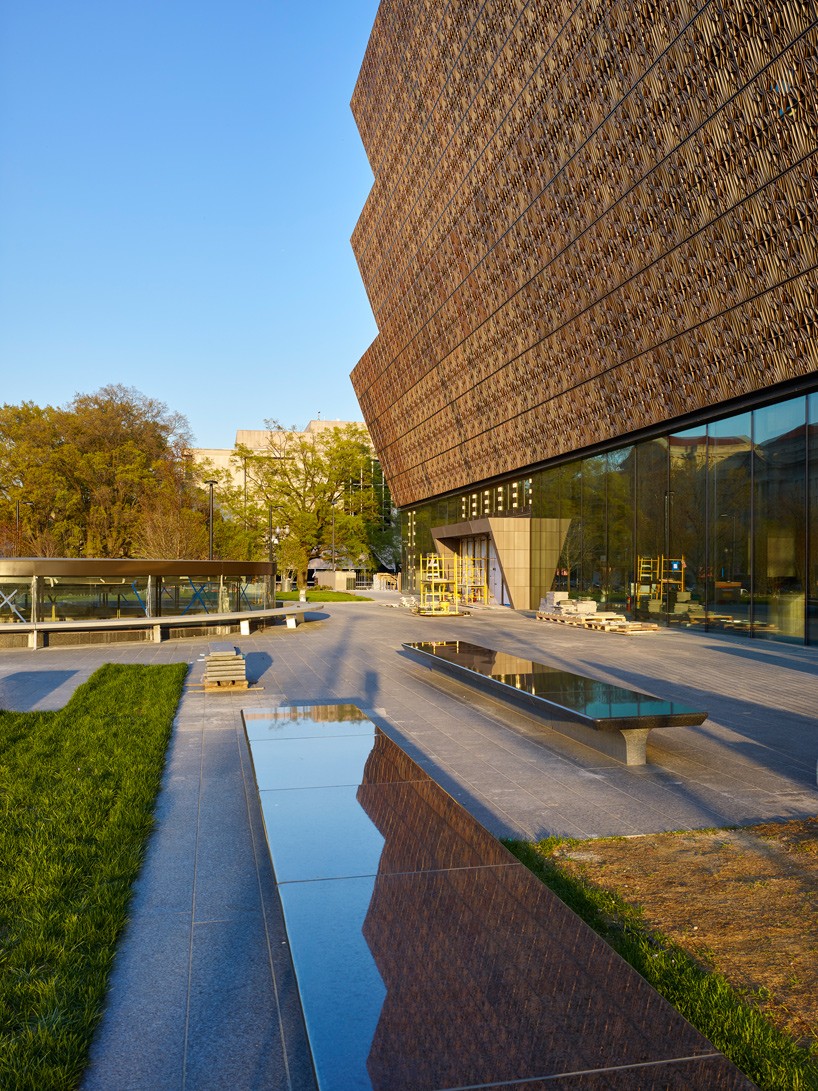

left=505, top=838, right=818, bottom=1091
left=0, top=663, right=188, bottom=1090
left=276, top=589, right=371, bottom=602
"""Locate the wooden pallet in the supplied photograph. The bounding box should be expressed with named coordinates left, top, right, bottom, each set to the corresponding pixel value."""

left=536, top=613, right=659, bottom=634
left=585, top=620, right=660, bottom=633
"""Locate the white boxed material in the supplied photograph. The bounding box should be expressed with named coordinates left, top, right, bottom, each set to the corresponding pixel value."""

left=574, top=600, right=598, bottom=615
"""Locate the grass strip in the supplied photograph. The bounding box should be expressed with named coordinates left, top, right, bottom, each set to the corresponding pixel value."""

left=0, top=662, right=188, bottom=1090
left=277, top=590, right=371, bottom=602
left=504, top=838, right=818, bottom=1091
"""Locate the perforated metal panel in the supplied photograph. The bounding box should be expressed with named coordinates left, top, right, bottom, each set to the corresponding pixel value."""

left=351, top=0, right=818, bottom=508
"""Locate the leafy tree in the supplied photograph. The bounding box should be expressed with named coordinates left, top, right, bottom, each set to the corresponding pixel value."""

left=131, top=458, right=209, bottom=559
left=200, top=422, right=392, bottom=587
left=0, top=385, right=203, bottom=558
left=365, top=459, right=401, bottom=572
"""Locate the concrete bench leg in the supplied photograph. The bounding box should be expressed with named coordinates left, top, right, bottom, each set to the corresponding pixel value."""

left=152, top=625, right=164, bottom=643
left=285, top=614, right=300, bottom=629
left=549, top=720, right=651, bottom=765
left=28, top=629, right=43, bottom=649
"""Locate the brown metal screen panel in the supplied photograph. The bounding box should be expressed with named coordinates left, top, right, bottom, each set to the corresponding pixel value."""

left=350, top=0, right=818, bottom=509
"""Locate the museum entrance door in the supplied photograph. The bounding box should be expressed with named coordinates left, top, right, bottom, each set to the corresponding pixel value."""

left=459, top=534, right=508, bottom=606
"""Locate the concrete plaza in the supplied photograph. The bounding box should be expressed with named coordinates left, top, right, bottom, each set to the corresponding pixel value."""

left=1, top=596, right=816, bottom=1089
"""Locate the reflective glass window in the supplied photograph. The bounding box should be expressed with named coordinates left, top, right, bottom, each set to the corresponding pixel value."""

left=707, top=414, right=752, bottom=632
left=530, top=466, right=563, bottom=609
left=556, top=464, right=582, bottom=596
left=753, top=398, right=806, bottom=642
left=401, top=511, right=417, bottom=592
left=606, top=448, right=634, bottom=611
left=38, top=577, right=151, bottom=621
left=581, top=455, right=607, bottom=602
left=809, top=393, right=818, bottom=645
left=668, top=426, right=708, bottom=626
left=634, top=439, right=668, bottom=621
left=0, top=580, right=33, bottom=623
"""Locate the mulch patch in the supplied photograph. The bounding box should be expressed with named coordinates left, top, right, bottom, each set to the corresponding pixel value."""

left=552, top=817, right=818, bottom=1049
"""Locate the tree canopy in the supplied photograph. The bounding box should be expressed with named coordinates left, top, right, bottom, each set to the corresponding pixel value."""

left=1, top=393, right=399, bottom=574
left=0, top=385, right=207, bottom=558
left=200, top=422, right=398, bottom=586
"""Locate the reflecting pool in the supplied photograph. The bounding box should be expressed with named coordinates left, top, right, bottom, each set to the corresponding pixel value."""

left=243, top=705, right=747, bottom=1090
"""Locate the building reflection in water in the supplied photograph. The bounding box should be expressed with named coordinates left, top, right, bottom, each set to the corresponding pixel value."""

left=248, top=706, right=749, bottom=1090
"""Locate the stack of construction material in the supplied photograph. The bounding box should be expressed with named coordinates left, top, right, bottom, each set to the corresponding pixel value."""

left=536, top=592, right=659, bottom=633
left=556, top=598, right=599, bottom=616
left=538, top=592, right=598, bottom=617
left=203, top=643, right=248, bottom=689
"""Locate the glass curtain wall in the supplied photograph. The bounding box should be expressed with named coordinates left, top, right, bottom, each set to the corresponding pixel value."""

left=558, top=464, right=582, bottom=595
left=582, top=455, right=607, bottom=600
left=753, top=398, right=807, bottom=642
left=666, top=426, right=707, bottom=626
left=530, top=463, right=562, bottom=609
left=35, top=578, right=152, bottom=621
left=0, top=580, right=34, bottom=623
left=402, top=389, right=816, bottom=642
left=634, top=440, right=668, bottom=620
left=707, top=414, right=752, bottom=631
left=809, top=393, right=818, bottom=644
left=607, top=448, right=634, bottom=609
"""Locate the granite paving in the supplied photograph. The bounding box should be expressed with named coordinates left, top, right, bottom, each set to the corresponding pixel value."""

left=0, top=593, right=815, bottom=1088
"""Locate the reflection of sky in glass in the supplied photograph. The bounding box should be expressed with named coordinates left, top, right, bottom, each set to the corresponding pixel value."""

left=279, top=877, right=385, bottom=1091
left=752, top=398, right=805, bottom=446
left=708, top=412, right=751, bottom=443
left=260, top=784, right=386, bottom=882
left=249, top=734, right=379, bottom=790
left=245, top=704, right=387, bottom=1091
left=405, top=642, right=697, bottom=720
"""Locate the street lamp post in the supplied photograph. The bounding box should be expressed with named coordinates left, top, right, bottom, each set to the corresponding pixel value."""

left=14, top=499, right=33, bottom=558
left=718, top=513, right=737, bottom=580
left=268, top=506, right=275, bottom=603
left=267, top=509, right=283, bottom=604
left=204, top=479, right=217, bottom=560
left=663, top=490, right=675, bottom=614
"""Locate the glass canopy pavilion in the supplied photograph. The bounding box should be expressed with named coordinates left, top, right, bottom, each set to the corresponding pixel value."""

left=0, top=558, right=274, bottom=626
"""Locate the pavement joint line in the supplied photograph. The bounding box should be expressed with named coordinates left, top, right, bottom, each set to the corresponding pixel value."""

left=1, top=597, right=815, bottom=1088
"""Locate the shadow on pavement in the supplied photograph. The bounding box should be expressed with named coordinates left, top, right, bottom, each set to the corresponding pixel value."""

left=0, top=670, right=80, bottom=711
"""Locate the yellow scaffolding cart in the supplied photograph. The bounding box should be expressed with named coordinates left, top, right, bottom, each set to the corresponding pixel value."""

left=456, top=554, right=488, bottom=605
left=417, top=554, right=457, bottom=614
left=636, top=555, right=685, bottom=603
left=416, top=553, right=488, bottom=613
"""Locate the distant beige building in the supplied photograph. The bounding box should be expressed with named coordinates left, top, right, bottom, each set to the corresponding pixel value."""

left=190, top=420, right=369, bottom=489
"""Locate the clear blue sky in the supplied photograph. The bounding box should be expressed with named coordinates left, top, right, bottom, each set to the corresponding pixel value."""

left=0, top=1, right=380, bottom=448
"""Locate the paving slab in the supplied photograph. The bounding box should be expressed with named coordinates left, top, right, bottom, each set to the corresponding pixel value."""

left=0, top=605, right=815, bottom=1087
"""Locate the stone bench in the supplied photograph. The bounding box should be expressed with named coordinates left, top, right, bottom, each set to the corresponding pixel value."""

left=0, top=603, right=308, bottom=649
left=401, top=639, right=707, bottom=765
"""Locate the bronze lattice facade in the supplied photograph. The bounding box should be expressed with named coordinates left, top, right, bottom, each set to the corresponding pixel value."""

left=350, top=0, right=818, bottom=511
